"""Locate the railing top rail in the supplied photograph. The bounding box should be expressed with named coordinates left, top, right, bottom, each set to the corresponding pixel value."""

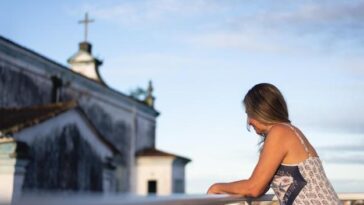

left=1, top=192, right=363, bottom=205
left=337, top=192, right=364, bottom=200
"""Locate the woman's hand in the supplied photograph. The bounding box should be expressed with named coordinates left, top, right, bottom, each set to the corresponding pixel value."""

left=207, top=183, right=222, bottom=194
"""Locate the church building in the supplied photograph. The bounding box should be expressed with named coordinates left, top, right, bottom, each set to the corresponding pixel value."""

left=0, top=14, right=190, bottom=202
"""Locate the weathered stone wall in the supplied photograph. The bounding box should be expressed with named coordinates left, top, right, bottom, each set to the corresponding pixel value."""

left=135, top=117, right=156, bottom=152
left=0, top=64, right=51, bottom=107
left=22, top=124, right=103, bottom=192
left=81, top=102, right=131, bottom=166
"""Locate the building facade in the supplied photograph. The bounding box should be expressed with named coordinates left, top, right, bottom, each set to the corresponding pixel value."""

left=0, top=36, right=190, bottom=202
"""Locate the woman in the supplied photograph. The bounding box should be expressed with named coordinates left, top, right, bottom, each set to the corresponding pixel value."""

left=207, top=83, right=341, bottom=205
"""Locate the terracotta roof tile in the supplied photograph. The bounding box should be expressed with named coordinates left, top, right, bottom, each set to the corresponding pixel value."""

left=0, top=101, right=121, bottom=156
left=0, top=101, right=77, bottom=135
left=136, top=148, right=191, bottom=162
left=0, top=136, right=15, bottom=143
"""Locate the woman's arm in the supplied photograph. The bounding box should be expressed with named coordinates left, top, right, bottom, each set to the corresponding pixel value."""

left=207, top=126, right=288, bottom=197
left=207, top=180, right=271, bottom=196
left=207, top=180, right=259, bottom=196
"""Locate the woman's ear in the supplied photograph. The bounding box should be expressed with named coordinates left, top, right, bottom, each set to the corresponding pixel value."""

left=248, top=117, right=257, bottom=126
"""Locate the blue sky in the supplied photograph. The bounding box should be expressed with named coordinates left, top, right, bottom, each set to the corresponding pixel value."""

left=1, top=0, right=364, bottom=193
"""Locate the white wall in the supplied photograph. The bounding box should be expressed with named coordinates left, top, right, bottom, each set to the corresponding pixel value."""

left=0, top=158, right=16, bottom=202
left=13, top=110, right=114, bottom=160
left=136, top=156, right=175, bottom=195
left=0, top=157, right=27, bottom=203
left=70, top=52, right=99, bottom=81
left=12, top=110, right=117, bottom=194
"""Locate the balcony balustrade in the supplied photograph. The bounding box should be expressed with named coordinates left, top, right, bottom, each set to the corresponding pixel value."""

left=1, top=193, right=363, bottom=205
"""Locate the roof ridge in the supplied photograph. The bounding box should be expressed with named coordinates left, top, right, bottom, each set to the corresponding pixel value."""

left=0, top=100, right=78, bottom=135
left=0, top=100, right=77, bottom=111
left=75, top=107, right=121, bottom=155
left=136, top=147, right=191, bottom=162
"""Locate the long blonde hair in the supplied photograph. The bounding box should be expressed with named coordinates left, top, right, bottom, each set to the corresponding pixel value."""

left=243, top=83, right=290, bottom=150
left=243, top=83, right=290, bottom=128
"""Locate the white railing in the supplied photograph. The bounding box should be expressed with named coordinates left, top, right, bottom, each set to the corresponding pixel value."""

left=1, top=193, right=363, bottom=205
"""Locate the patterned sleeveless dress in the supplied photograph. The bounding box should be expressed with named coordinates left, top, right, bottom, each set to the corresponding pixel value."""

left=270, top=124, right=341, bottom=205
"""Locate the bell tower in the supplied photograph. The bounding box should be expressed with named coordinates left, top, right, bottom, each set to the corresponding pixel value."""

left=67, top=13, right=105, bottom=84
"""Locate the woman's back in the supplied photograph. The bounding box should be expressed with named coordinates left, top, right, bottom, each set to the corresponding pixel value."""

left=270, top=123, right=341, bottom=205
left=207, top=83, right=340, bottom=204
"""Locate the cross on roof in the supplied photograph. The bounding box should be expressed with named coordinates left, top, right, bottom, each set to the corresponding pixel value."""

left=78, top=13, right=94, bottom=42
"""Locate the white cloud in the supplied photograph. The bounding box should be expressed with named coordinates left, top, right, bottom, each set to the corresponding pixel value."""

left=299, top=106, right=364, bottom=134
left=325, top=154, right=364, bottom=165
left=236, top=1, right=364, bottom=44
left=332, top=179, right=364, bottom=192
left=77, top=0, right=228, bottom=27
left=320, top=144, right=364, bottom=152
left=204, top=1, right=364, bottom=54
left=183, top=1, right=364, bottom=53
left=70, top=1, right=364, bottom=54
left=318, top=141, right=364, bottom=165
left=234, top=1, right=364, bottom=32
left=185, top=31, right=287, bottom=52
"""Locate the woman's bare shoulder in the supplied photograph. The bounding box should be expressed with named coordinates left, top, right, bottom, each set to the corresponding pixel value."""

left=266, top=124, right=295, bottom=145
left=268, top=124, right=293, bottom=136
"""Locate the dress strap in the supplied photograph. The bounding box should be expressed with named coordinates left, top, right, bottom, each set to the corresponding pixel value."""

left=277, top=123, right=312, bottom=157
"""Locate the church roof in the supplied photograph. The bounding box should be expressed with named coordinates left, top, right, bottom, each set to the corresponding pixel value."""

left=0, top=101, right=120, bottom=155
left=136, top=148, right=191, bottom=163
left=0, top=35, right=159, bottom=117
left=0, top=101, right=77, bottom=135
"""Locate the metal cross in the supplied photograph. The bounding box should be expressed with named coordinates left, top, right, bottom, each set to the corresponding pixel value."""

left=78, top=13, right=94, bottom=42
